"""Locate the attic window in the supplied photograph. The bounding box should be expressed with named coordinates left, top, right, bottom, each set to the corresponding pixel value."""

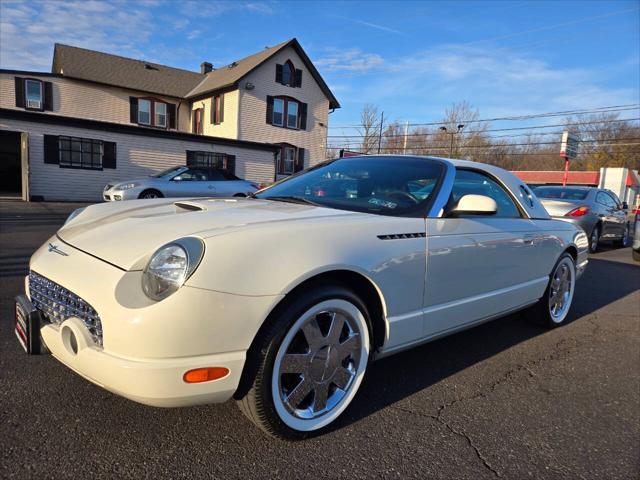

left=276, top=60, right=302, bottom=87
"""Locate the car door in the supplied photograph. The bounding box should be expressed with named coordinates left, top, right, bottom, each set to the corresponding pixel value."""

left=595, top=191, right=623, bottom=238
left=604, top=191, right=627, bottom=237
left=165, top=168, right=212, bottom=197
left=423, top=169, right=546, bottom=338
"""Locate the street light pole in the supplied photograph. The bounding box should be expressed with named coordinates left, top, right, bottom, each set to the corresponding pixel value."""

left=439, top=124, right=465, bottom=158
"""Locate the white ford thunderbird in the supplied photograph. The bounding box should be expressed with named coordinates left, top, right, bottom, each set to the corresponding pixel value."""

left=15, top=156, right=588, bottom=439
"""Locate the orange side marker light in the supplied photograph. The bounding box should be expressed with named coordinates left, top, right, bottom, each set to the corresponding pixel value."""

left=183, top=367, right=230, bottom=383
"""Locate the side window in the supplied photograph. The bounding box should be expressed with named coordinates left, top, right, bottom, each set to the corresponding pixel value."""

left=207, top=169, right=225, bottom=181
left=451, top=169, right=521, bottom=218
left=605, top=192, right=621, bottom=208
left=178, top=169, right=208, bottom=181
left=596, top=192, right=615, bottom=207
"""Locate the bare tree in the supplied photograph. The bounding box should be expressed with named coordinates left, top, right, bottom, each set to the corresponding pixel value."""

left=358, top=104, right=381, bottom=154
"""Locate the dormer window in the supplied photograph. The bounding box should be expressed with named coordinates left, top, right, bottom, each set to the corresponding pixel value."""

left=25, top=79, right=43, bottom=109
left=276, top=60, right=302, bottom=87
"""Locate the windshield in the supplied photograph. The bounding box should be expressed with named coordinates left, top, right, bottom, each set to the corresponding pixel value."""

left=533, top=186, right=589, bottom=200
left=255, top=156, right=444, bottom=216
left=151, top=166, right=186, bottom=178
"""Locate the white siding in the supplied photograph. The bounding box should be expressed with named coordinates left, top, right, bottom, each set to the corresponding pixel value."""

left=238, top=46, right=330, bottom=168
left=0, top=73, right=191, bottom=132
left=0, top=119, right=275, bottom=201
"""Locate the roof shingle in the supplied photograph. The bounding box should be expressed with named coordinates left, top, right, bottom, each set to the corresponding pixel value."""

left=52, top=44, right=205, bottom=98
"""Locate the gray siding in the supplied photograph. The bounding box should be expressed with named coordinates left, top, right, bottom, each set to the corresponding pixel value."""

left=0, top=119, right=275, bottom=201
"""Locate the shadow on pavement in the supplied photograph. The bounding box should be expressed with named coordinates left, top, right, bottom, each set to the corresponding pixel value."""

left=330, top=254, right=639, bottom=432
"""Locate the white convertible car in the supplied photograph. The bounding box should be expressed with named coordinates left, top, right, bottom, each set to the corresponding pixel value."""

left=15, top=156, right=588, bottom=439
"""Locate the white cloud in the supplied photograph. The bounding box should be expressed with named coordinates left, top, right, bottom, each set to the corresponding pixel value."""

left=315, top=48, right=384, bottom=73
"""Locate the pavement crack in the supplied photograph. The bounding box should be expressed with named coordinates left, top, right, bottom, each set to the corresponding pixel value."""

left=392, top=405, right=501, bottom=478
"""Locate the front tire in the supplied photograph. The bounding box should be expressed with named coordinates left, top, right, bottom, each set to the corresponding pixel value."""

left=613, top=222, right=630, bottom=248
left=138, top=189, right=163, bottom=199
left=236, top=285, right=371, bottom=439
left=525, top=253, right=576, bottom=328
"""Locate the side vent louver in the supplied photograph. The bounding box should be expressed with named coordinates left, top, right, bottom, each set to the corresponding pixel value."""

left=377, top=233, right=426, bottom=240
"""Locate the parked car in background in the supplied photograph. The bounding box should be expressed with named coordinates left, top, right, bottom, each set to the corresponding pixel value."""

left=17, top=156, right=588, bottom=439
left=103, top=166, right=259, bottom=201
left=533, top=186, right=630, bottom=253
left=633, top=212, right=640, bottom=262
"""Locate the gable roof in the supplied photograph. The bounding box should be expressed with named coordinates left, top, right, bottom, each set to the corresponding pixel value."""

left=52, top=44, right=205, bottom=98
left=186, top=38, right=340, bottom=109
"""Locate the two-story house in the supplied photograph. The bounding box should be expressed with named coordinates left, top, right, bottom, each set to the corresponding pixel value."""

left=0, top=38, right=339, bottom=201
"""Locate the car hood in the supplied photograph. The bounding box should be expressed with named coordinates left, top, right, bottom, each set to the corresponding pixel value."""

left=57, top=198, right=359, bottom=270
left=539, top=198, right=585, bottom=217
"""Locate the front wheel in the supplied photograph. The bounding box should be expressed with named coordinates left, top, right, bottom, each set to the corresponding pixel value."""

left=613, top=223, right=630, bottom=248
left=236, top=286, right=371, bottom=439
left=138, top=189, right=163, bottom=199
left=525, top=253, right=576, bottom=328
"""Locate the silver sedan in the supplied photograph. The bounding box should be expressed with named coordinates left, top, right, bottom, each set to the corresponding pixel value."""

left=533, top=186, right=630, bottom=252
left=103, top=166, right=259, bottom=201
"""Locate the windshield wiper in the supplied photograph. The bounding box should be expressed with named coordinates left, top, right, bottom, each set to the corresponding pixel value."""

left=262, top=195, right=320, bottom=206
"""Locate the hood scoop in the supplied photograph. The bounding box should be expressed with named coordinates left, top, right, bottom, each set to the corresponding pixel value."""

left=174, top=201, right=207, bottom=212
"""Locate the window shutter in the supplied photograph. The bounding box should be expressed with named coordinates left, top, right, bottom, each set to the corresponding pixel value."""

left=167, top=103, right=176, bottom=129
left=186, top=150, right=195, bottom=166
left=43, top=81, right=53, bottom=111
left=43, top=135, right=59, bottom=164
left=210, top=97, right=215, bottom=124
left=15, top=77, right=25, bottom=108
left=295, top=148, right=305, bottom=172
left=129, top=97, right=138, bottom=123
left=294, top=69, right=302, bottom=88
left=225, top=154, right=236, bottom=175
left=266, top=95, right=274, bottom=124
left=299, top=102, right=308, bottom=130
left=103, top=142, right=117, bottom=169
left=275, top=64, right=283, bottom=83
left=218, top=94, right=224, bottom=123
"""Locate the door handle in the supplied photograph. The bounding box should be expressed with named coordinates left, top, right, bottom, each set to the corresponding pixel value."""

left=523, top=234, right=535, bottom=245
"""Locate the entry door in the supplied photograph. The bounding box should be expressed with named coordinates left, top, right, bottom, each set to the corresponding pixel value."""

left=0, top=130, right=23, bottom=198
left=423, top=170, right=546, bottom=338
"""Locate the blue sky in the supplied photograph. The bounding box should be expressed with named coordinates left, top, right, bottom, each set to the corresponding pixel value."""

left=1, top=0, right=638, bottom=130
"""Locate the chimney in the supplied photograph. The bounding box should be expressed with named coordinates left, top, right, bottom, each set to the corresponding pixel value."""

left=200, top=62, right=213, bottom=74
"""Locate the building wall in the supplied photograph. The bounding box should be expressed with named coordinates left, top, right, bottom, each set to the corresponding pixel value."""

left=189, top=89, right=239, bottom=138
left=0, top=73, right=192, bottom=132
left=237, top=46, right=330, bottom=168
left=0, top=119, right=275, bottom=201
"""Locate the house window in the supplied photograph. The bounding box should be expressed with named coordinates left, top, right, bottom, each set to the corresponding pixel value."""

left=287, top=100, right=298, bottom=129
left=273, top=98, right=284, bottom=126
left=282, top=61, right=294, bottom=86
left=193, top=108, right=204, bottom=134
left=155, top=102, right=167, bottom=127
left=212, top=94, right=224, bottom=124
left=138, top=99, right=151, bottom=125
left=25, top=79, right=43, bottom=110
left=58, top=136, right=103, bottom=170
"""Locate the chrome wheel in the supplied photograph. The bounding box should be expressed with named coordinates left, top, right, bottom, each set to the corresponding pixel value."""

left=142, top=192, right=160, bottom=199
left=271, top=299, right=369, bottom=431
left=548, top=257, right=575, bottom=323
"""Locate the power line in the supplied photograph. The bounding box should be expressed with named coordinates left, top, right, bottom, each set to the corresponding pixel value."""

left=327, top=117, right=640, bottom=139
left=327, top=104, right=640, bottom=129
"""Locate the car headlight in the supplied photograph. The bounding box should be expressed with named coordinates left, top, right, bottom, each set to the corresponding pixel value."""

left=141, top=237, right=205, bottom=301
left=116, top=183, right=138, bottom=190
left=64, top=207, right=86, bottom=225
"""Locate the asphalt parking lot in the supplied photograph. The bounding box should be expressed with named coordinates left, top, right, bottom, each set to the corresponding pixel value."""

left=0, top=201, right=638, bottom=479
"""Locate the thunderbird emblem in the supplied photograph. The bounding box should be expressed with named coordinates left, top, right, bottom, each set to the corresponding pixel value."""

left=47, top=243, right=68, bottom=256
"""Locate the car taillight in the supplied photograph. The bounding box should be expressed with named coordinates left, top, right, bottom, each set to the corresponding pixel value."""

left=566, top=206, right=590, bottom=217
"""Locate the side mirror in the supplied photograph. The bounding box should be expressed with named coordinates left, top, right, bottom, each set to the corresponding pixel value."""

left=448, top=194, right=498, bottom=216
left=172, top=175, right=182, bottom=182
left=622, top=201, right=628, bottom=210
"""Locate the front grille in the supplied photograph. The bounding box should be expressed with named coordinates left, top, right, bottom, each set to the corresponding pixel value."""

left=29, top=271, right=103, bottom=347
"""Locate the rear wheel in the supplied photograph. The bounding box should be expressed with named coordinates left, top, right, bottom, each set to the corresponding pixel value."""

left=236, top=285, right=370, bottom=439
left=525, top=253, right=576, bottom=328
left=139, top=189, right=163, bottom=199
left=589, top=225, right=600, bottom=253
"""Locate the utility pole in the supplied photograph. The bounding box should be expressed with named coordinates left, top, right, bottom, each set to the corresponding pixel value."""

left=377, top=111, right=384, bottom=154
left=439, top=124, right=465, bottom=158
left=403, top=120, right=409, bottom=154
